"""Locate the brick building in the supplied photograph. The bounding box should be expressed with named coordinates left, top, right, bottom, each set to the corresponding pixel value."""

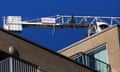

left=0, top=29, right=95, bottom=72
left=58, top=25, right=120, bottom=72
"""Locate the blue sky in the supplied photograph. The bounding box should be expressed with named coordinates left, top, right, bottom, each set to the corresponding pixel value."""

left=0, top=0, right=120, bottom=51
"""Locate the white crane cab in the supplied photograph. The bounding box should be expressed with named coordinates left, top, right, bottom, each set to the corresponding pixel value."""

left=96, top=22, right=109, bottom=32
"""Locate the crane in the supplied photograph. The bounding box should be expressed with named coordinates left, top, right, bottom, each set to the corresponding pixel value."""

left=2, top=15, right=120, bottom=36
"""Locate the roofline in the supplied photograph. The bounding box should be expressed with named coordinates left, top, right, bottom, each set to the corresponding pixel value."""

left=0, top=28, right=96, bottom=71
left=58, top=24, right=119, bottom=53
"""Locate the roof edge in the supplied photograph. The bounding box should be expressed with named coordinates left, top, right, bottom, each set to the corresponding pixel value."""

left=58, top=24, right=119, bottom=53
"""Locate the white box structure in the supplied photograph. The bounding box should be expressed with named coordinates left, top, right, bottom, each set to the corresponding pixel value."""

left=41, top=17, right=56, bottom=24
left=4, top=16, right=22, bottom=31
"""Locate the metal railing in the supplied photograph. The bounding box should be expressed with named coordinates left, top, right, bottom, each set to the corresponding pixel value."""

left=0, top=57, right=43, bottom=72
left=71, top=53, right=111, bottom=72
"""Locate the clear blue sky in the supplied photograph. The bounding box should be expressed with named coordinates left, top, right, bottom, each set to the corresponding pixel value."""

left=0, top=0, right=120, bottom=51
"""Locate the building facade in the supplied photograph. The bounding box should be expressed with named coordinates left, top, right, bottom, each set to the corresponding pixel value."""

left=0, top=29, right=95, bottom=72
left=59, top=25, right=120, bottom=72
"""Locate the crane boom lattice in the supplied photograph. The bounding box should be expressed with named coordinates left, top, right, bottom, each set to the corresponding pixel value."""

left=3, top=15, right=120, bottom=36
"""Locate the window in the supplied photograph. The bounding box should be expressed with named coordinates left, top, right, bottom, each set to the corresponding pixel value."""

left=71, top=44, right=110, bottom=72
left=87, top=44, right=109, bottom=72
left=88, top=44, right=108, bottom=63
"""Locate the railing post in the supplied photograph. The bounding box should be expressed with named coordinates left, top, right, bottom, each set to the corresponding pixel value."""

left=9, top=57, right=13, bottom=72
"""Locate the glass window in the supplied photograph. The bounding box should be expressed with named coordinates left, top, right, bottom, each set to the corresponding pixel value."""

left=88, top=44, right=108, bottom=63
left=71, top=44, right=110, bottom=72
left=87, top=44, right=109, bottom=72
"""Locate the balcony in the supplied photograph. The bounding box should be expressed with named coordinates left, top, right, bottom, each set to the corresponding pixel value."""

left=71, top=53, right=111, bottom=72
left=0, top=57, right=44, bottom=72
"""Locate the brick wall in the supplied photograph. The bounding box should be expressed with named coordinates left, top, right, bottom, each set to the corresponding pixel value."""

left=0, top=29, right=94, bottom=72
left=60, top=26, right=120, bottom=72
